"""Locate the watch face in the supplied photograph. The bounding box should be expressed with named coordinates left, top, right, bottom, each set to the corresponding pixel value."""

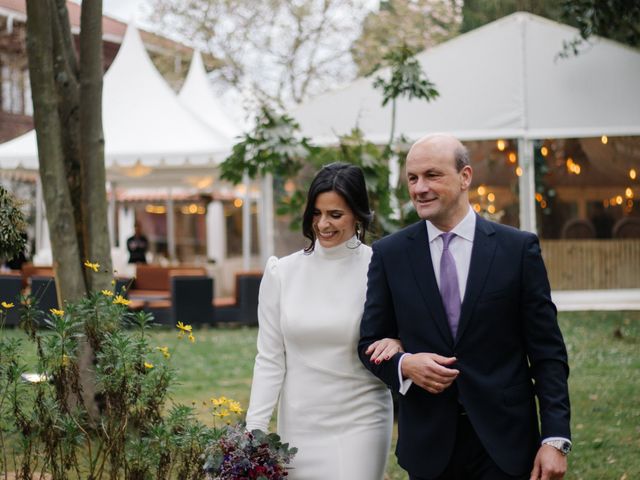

left=561, top=441, right=572, bottom=454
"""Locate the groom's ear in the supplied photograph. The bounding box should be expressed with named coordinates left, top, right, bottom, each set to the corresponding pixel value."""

left=460, top=165, right=473, bottom=191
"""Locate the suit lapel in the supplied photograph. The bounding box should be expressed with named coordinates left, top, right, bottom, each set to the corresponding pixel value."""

left=455, top=215, right=497, bottom=345
left=406, top=222, right=454, bottom=345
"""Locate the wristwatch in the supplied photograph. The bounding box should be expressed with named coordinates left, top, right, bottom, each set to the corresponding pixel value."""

left=543, top=439, right=572, bottom=455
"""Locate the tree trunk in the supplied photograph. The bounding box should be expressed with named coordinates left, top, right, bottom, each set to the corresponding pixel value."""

left=25, top=0, right=85, bottom=303
left=79, top=0, right=112, bottom=291
left=26, top=0, right=110, bottom=422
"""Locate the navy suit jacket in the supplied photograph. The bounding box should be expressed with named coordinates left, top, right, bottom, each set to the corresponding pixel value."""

left=359, top=215, right=570, bottom=478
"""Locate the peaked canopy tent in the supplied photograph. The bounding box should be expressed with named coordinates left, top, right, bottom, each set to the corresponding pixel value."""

left=292, top=12, right=640, bottom=233
left=0, top=23, right=232, bottom=185
left=178, top=51, right=241, bottom=140
left=0, top=23, right=238, bottom=266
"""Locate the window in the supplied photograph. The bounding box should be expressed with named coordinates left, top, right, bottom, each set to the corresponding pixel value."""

left=1, top=60, right=29, bottom=115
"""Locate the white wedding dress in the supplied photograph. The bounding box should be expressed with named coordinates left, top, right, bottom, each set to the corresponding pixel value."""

left=245, top=239, right=393, bottom=480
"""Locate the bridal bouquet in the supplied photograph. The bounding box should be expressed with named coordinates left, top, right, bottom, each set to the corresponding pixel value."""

left=203, top=424, right=297, bottom=480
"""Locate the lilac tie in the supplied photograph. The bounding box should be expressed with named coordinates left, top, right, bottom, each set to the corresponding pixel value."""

left=439, top=232, right=461, bottom=338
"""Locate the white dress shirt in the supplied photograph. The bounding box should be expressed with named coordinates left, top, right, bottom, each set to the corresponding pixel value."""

left=398, top=206, right=476, bottom=394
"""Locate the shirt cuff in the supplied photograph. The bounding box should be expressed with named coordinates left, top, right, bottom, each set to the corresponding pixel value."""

left=541, top=437, right=572, bottom=446
left=398, top=353, right=413, bottom=395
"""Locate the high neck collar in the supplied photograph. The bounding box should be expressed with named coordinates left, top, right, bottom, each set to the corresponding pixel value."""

left=314, top=236, right=362, bottom=259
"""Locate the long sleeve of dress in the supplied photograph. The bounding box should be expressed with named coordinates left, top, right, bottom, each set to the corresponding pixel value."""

left=245, top=256, right=285, bottom=432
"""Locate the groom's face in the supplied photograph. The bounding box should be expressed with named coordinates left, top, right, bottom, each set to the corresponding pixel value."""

left=406, top=137, right=472, bottom=231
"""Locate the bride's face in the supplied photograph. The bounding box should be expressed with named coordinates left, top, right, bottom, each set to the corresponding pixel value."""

left=312, top=190, right=356, bottom=248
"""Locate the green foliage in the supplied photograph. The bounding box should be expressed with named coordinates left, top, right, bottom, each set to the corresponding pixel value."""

left=0, top=283, right=244, bottom=479
left=0, top=186, right=27, bottom=261
left=370, top=43, right=439, bottom=108
left=220, top=106, right=312, bottom=185
left=558, top=0, right=640, bottom=58
left=460, top=0, right=564, bottom=34
left=351, top=0, right=462, bottom=77
left=222, top=44, right=437, bottom=236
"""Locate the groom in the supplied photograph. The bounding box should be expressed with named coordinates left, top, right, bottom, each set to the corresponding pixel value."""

left=359, top=134, right=571, bottom=480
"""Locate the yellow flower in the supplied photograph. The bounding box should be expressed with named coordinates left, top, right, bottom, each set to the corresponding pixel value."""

left=111, top=279, right=116, bottom=286
left=1, top=301, right=14, bottom=309
left=214, top=409, right=230, bottom=418
left=144, top=362, right=154, bottom=369
left=188, top=333, right=196, bottom=343
left=156, top=346, right=170, bottom=359
left=83, top=260, right=100, bottom=272
left=228, top=401, right=244, bottom=414
left=50, top=308, right=64, bottom=317
left=211, top=396, right=229, bottom=407
left=113, top=295, right=131, bottom=306
left=176, top=321, right=192, bottom=333
left=101, top=289, right=114, bottom=297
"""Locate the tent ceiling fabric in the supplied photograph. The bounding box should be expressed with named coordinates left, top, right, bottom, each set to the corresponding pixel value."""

left=292, top=12, right=640, bottom=144
left=178, top=51, right=241, bottom=140
left=0, top=23, right=231, bottom=173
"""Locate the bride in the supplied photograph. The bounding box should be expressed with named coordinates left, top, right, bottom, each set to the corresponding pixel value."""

left=245, top=163, right=402, bottom=479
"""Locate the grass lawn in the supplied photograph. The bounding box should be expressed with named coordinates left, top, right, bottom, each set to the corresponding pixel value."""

left=3, top=311, right=639, bottom=479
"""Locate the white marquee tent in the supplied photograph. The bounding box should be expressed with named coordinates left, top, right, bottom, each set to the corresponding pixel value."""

left=178, top=51, right=241, bottom=141
left=0, top=24, right=232, bottom=179
left=0, top=23, right=240, bottom=267
left=293, top=12, right=640, bottom=232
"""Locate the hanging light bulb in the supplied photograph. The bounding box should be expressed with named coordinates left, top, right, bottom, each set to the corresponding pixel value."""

left=516, top=167, right=523, bottom=177
left=496, top=139, right=506, bottom=151
left=631, top=169, right=637, bottom=180
left=626, top=188, right=634, bottom=199
left=601, top=135, right=608, bottom=145
left=508, top=152, right=517, bottom=163
left=477, top=185, right=486, bottom=196
left=540, top=146, right=549, bottom=157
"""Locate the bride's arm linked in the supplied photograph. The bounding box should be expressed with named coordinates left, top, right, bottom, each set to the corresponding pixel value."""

left=365, top=338, right=404, bottom=364
left=245, top=257, right=284, bottom=432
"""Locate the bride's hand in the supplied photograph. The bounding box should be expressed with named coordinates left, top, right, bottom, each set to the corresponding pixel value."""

left=365, top=338, right=404, bottom=364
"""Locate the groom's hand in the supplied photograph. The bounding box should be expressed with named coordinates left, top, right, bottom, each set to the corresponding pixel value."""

left=529, top=445, right=567, bottom=480
left=401, top=353, right=459, bottom=394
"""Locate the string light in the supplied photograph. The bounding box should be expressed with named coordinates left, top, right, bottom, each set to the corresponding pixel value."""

left=473, top=203, right=481, bottom=213
left=540, top=146, right=548, bottom=157
left=515, top=166, right=523, bottom=177
left=477, top=185, right=486, bottom=196
left=535, top=193, right=543, bottom=202
left=145, top=205, right=166, bottom=214
left=234, top=198, right=243, bottom=208
left=601, top=135, right=608, bottom=145
left=508, top=152, right=517, bottom=163
left=626, top=188, right=634, bottom=199
left=616, top=196, right=623, bottom=205
left=631, top=169, right=637, bottom=180
left=487, top=193, right=495, bottom=202
left=566, top=157, right=581, bottom=175
left=496, top=140, right=506, bottom=151
left=487, top=205, right=496, bottom=214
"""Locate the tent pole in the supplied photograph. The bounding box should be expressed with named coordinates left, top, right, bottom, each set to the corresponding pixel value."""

left=108, top=182, right=116, bottom=249
left=242, top=172, right=251, bottom=270
left=167, top=189, right=176, bottom=262
left=260, top=173, right=275, bottom=265
left=517, top=138, right=537, bottom=234
left=206, top=200, right=226, bottom=264
left=35, top=176, right=44, bottom=256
